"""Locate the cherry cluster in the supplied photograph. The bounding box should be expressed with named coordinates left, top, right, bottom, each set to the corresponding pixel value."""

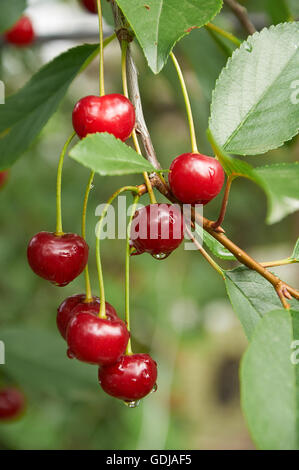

left=10, top=0, right=225, bottom=407
left=26, top=92, right=161, bottom=405
left=26, top=85, right=224, bottom=405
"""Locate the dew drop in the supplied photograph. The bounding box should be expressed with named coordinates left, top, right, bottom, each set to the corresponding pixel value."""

left=151, top=252, right=169, bottom=260
left=124, top=400, right=141, bottom=408
left=67, top=348, right=75, bottom=359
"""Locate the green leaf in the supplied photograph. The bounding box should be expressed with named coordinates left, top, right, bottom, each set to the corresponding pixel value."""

left=241, top=309, right=299, bottom=449
left=291, top=238, right=299, bottom=261
left=203, top=230, right=236, bottom=260
left=208, top=136, right=299, bottom=223
left=255, top=163, right=299, bottom=224
left=0, top=0, right=26, bottom=33
left=0, top=44, right=99, bottom=170
left=225, top=267, right=299, bottom=339
left=69, top=132, right=156, bottom=176
left=209, top=23, right=299, bottom=155
left=1, top=327, right=96, bottom=398
left=115, top=0, right=223, bottom=73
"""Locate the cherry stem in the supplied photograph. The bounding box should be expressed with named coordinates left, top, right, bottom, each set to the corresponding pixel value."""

left=97, top=0, right=105, bottom=96
left=82, top=170, right=95, bottom=302
left=80, top=27, right=118, bottom=302
left=125, top=194, right=140, bottom=355
left=95, top=186, right=141, bottom=319
left=121, top=40, right=157, bottom=205
left=185, top=225, right=225, bottom=279
left=212, top=175, right=234, bottom=229
left=260, top=258, right=297, bottom=268
left=205, top=23, right=242, bottom=47
left=55, top=132, right=76, bottom=236
left=170, top=51, right=198, bottom=154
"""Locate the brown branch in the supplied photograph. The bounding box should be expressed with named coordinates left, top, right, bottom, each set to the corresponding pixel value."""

left=137, top=181, right=299, bottom=307
left=224, top=0, right=257, bottom=35
left=111, top=0, right=169, bottom=198
left=195, top=211, right=299, bottom=307
left=125, top=47, right=161, bottom=171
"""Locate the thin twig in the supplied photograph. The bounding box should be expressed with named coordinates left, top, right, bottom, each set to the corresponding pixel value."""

left=224, top=0, right=257, bottom=35
left=212, top=175, right=234, bottom=229
left=260, top=258, right=297, bottom=268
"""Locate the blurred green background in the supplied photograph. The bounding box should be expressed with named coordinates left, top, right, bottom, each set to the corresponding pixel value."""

left=0, top=0, right=298, bottom=450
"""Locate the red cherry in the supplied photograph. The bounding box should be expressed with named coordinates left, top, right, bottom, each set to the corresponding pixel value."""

left=57, top=294, right=118, bottom=339
left=169, top=153, right=225, bottom=205
left=0, top=387, right=26, bottom=421
left=4, top=16, right=35, bottom=47
left=130, top=204, right=184, bottom=258
left=81, top=0, right=97, bottom=13
left=27, top=232, right=89, bottom=287
left=66, top=312, right=129, bottom=365
left=99, top=354, right=157, bottom=402
left=0, top=170, right=9, bottom=188
left=72, top=94, right=135, bottom=141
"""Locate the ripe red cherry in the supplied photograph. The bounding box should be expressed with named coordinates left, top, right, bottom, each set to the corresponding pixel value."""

left=99, top=354, right=157, bottom=402
left=72, top=94, right=135, bottom=141
left=27, top=232, right=89, bottom=287
left=130, top=204, right=184, bottom=258
left=0, top=388, right=26, bottom=421
left=4, top=16, right=35, bottom=47
left=67, top=312, right=129, bottom=365
left=57, top=294, right=118, bottom=339
left=169, top=153, right=225, bottom=205
left=81, top=0, right=97, bottom=13
left=0, top=170, right=9, bottom=188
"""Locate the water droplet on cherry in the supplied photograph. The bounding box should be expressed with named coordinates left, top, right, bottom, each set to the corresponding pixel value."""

left=124, top=400, right=141, bottom=408
left=67, top=348, right=75, bottom=359
left=151, top=253, right=169, bottom=260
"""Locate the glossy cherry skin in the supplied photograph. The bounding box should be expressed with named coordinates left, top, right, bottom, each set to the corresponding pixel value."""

left=27, top=232, right=89, bottom=287
left=57, top=294, right=118, bottom=339
left=130, top=204, right=184, bottom=257
left=169, top=153, right=225, bottom=205
left=81, top=0, right=97, bottom=13
left=0, top=170, right=9, bottom=188
left=99, top=354, right=158, bottom=401
left=72, top=94, right=135, bottom=141
left=67, top=312, right=129, bottom=365
left=0, top=388, right=26, bottom=421
left=4, top=16, right=35, bottom=47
